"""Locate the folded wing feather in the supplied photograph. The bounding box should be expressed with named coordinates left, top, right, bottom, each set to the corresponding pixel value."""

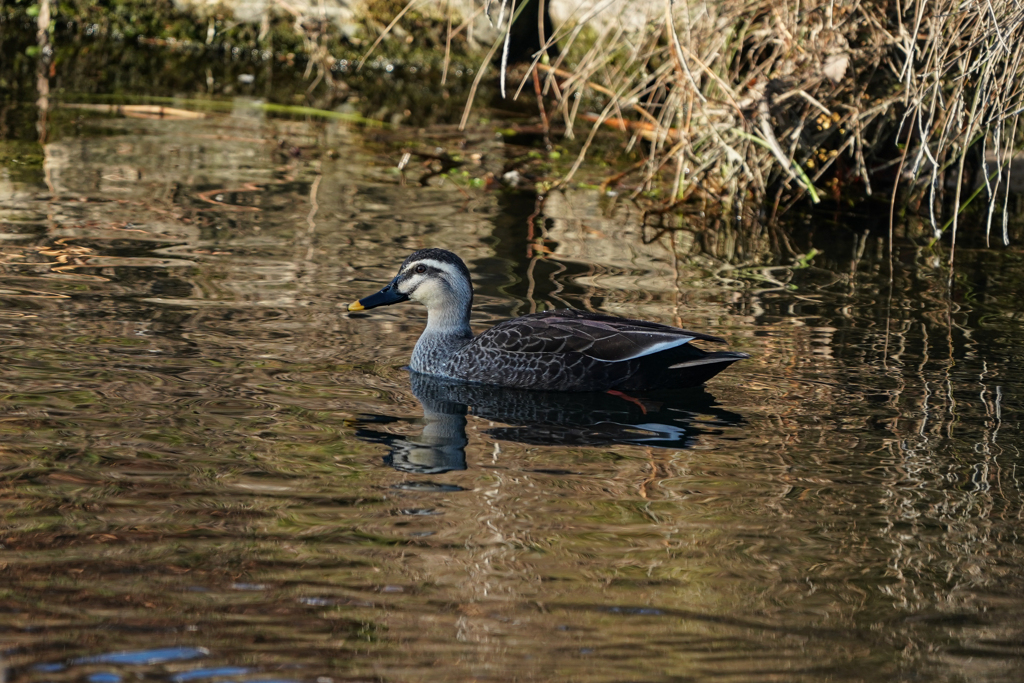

left=471, top=309, right=712, bottom=362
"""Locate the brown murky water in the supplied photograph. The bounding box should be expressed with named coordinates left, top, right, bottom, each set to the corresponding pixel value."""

left=2, top=106, right=1024, bottom=683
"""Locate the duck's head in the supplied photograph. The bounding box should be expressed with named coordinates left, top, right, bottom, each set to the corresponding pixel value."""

left=348, top=248, right=473, bottom=315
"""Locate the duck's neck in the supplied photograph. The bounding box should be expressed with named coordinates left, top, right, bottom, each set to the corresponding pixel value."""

left=410, top=302, right=473, bottom=375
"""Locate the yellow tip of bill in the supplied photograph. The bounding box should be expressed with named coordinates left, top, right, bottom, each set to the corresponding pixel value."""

left=347, top=301, right=365, bottom=312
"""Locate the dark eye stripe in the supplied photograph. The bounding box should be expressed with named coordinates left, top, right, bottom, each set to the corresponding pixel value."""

left=407, top=264, right=439, bottom=275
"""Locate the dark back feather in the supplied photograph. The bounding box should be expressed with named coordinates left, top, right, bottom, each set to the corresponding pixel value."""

left=470, top=308, right=725, bottom=362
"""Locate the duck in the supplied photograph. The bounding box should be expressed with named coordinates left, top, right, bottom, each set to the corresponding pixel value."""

left=347, top=248, right=748, bottom=392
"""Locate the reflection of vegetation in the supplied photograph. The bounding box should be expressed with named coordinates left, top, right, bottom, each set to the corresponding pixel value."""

left=0, top=139, right=44, bottom=182
left=1, top=0, right=484, bottom=128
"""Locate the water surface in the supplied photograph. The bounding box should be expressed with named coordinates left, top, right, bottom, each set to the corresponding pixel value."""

left=2, top=105, right=1024, bottom=683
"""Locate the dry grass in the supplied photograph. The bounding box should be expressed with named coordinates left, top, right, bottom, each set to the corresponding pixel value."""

left=447, top=0, right=1024, bottom=245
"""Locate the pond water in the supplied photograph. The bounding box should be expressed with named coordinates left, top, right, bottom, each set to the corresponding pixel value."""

left=2, top=104, right=1024, bottom=683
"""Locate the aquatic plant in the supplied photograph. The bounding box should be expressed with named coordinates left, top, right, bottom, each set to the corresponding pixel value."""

left=462, top=1, right=1024, bottom=242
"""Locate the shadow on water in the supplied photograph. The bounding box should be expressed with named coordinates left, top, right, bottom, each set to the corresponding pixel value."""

left=354, top=373, right=744, bottom=474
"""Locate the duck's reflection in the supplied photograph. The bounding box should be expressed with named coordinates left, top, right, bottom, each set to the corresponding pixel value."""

left=354, top=373, right=744, bottom=474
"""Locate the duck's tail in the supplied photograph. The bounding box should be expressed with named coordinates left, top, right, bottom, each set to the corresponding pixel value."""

left=619, top=350, right=749, bottom=391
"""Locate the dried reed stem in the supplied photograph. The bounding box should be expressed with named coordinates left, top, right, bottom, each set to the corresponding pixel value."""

left=457, top=0, right=1024, bottom=240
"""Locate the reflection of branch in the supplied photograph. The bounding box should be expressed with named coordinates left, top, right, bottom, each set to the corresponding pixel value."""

left=196, top=183, right=265, bottom=212
left=524, top=192, right=544, bottom=258
left=306, top=174, right=321, bottom=231
left=525, top=254, right=539, bottom=314
left=34, top=238, right=109, bottom=279
left=304, top=172, right=322, bottom=263
left=36, top=0, right=51, bottom=146
left=58, top=103, right=206, bottom=120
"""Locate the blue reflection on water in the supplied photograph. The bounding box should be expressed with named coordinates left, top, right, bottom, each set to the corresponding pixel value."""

left=603, top=606, right=665, bottom=616
left=79, top=647, right=209, bottom=665
left=171, top=667, right=252, bottom=682
left=87, top=673, right=122, bottom=683
left=34, top=647, right=209, bottom=672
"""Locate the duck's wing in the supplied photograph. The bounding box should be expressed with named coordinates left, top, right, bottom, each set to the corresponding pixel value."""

left=471, top=309, right=724, bottom=362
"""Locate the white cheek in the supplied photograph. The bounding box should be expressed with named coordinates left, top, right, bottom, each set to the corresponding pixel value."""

left=411, top=279, right=444, bottom=305
left=398, top=273, right=424, bottom=295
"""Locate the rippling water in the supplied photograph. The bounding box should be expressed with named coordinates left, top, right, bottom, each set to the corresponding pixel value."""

left=2, top=106, right=1023, bottom=683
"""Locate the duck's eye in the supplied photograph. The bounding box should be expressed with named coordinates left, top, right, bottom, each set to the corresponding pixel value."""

left=414, top=265, right=427, bottom=274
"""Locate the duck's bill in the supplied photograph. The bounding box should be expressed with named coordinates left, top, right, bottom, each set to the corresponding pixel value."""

left=347, top=282, right=409, bottom=311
